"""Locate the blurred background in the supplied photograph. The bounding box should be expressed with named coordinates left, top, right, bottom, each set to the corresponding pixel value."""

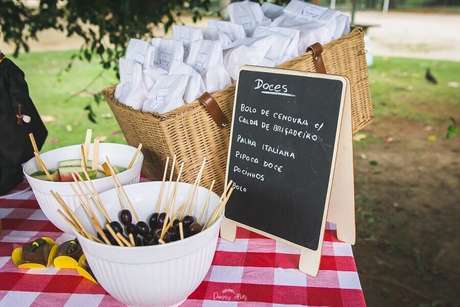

left=1, top=1, right=459, bottom=306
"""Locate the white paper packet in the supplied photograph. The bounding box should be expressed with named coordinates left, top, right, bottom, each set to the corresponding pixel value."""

left=150, top=38, right=185, bottom=71
left=207, top=20, right=246, bottom=49
left=202, top=27, right=233, bottom=50
left=142, top=74, right=189, bottom=114
left=261, top=3, right=284, bottom=20
left=227, top=0, right=270, bottom=36
left=224, top=35, right=277, bottom=80
left=115, top=60, right=147, bottom=110
left=172, top=25, right=204, bottom=58
left=169, top=61, right=205, bottom=103
left=125, top=39, right=149, bottom=64
left=186, top=39, right=231, bottom=92
left=143, top=66, right=167, bottom=90
left=253, top=26, right=300, bottom=64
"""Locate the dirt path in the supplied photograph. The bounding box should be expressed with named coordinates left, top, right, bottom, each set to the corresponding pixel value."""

left=353, top=116, right=460, bottom=306
left=1, top=12, right=459, bottom=61
left=354, top=11, right=460, bottom=61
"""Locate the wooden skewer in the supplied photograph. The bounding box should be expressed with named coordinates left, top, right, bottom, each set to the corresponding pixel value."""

left=51, top=190, right=92, bottom=238
left=179, top=222, right=184, bottom=240
left=57, top=209, right=100, bottom=244
left=160, top=162, right=184, bottom=240
left=81, top=144, right=88, bottom=170
left=128, top=233, right=136, bottom=246
left=106, top=157, right=140, bottom=222
left=92, top=137, right=100, bottom=171
left=184, top=157, right=206, bottom=217
left=158, top=239, right=166, bottom=245
left=202, top=181, right=234, bottom=229
left=155, top=156, right=170, bottom=213
left=117, top=233, right=132, bottom=247
left=29, top=132, right=39, bottom=153
left=57, top=209, right=86, bottom=237
left=106, top=223, right=124, bottom=246
left=79, top=170, right=112, bottom=223
left=162, top=155, right=176, bottom=212
left=199, top=180, right=215, bottom=224
left=70, top=174, right=111, bottom=245
left=205, top=186, right=235, bottom=229
left=84, top=128, right=92, bottom=163
left=128, top=143, right=143, bottom=169
left=29, top=133, right=53, bottom=180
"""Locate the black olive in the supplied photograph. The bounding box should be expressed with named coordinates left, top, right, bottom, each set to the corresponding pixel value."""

left=183, top=215, right=195, bottom=227
left=136, top=221, right=150, bottom=236
left=158, top=212, right=167, bottom=226
left=134, top=235, right=143, bottom=246
left=110, top=221, right=123, bottom=234
left=153, top=228, right=162, bottom=240
left=142, top=232, right=158, bottom=245
left=165, top=227, right=179, bottom=242
left=125, top=223, right=138, bottom=236
left=172, top=219, right=180, bottom=229
left=144, top=237, right=158, bottom=246
left=100, top=229, right=117, bottom=245
left=148, top=212, right=159, bottom=229
left=188, top=222, right=203, bottom=237
left=119, top=209, right=132, bottom=226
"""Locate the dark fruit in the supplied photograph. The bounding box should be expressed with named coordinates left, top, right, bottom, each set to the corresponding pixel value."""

left=183, top=215, right=195, bottom=227
left=125, top=223, right=138, bottom=236
left=188, top=222, right=203, bottom=236
left=158, top=212, right=167, bottom=226
left=172, top=219, right=180, bottom=228
left=136, top=221, right=150, bottom=236
left=148, top=213, right=159, bottom=229
left=134, top=235, right=143, bottom=246
left=119, top=209, right=132, bottom=226
left=109, top=221, right=123, bottom=234
left=165, top=228, right=179, bottom=242
left=100, top=229, right=117, bottom=245
left=142, top=233, right=158, bottom=245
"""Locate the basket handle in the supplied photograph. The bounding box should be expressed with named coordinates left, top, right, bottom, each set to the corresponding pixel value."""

left=198, top=92, right=228, bottom=128
left=307, top=42, right=327, bottom=74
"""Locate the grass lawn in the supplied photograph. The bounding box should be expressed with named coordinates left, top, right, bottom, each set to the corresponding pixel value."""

left=11, top=50, right=123, bottom=151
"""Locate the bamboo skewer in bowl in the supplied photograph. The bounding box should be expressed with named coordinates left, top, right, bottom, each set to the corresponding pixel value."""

left=198, top=180, right=215, bottom=224
left=106, top=156, right=140, bottom=222
left=204, top=181, right=235, bottom=230
left=79, top=170, right=112, bottom=223
left=92, top=137, right=100, bottom=171
left=70, top=173, right=111, bottom=245
left=28, top=133, right=53, bottom=181
left=154, top=157, right=170, bottom=213
left=180, top=158, right=206, bottom=219
left=128, top=143, right=143, bottom=169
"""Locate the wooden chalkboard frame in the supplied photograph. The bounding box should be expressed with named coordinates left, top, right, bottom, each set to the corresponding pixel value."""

left=221, top=65, right=355, bottom=276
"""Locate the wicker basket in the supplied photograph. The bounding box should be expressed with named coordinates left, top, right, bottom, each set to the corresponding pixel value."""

left=104, top=28, right=372, bottom=194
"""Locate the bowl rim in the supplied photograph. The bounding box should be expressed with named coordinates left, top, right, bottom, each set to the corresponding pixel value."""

left=74, top=181, right=223, bottom=253
left=22, top=142, right=143, bottom=186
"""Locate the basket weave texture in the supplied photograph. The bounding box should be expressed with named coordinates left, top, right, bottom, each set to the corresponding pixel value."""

left=104, top=28, right=372, bottom=194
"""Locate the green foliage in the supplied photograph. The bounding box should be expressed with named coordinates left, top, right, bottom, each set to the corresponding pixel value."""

left=446, top=117, right=458, bottom=139
left=0, top=0, right=213, bottom=73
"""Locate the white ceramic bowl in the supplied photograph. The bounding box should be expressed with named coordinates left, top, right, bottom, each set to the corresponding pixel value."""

left=74, top=181, right=222, bottom=307
left=23, top=143, right=143, bottom=233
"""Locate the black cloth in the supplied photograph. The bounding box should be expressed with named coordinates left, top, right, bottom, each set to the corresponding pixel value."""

left=0, top=54, right=47, bottom=194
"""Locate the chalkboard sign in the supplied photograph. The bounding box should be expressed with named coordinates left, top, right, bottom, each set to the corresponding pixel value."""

left=225, top=66, right=346, bottom=251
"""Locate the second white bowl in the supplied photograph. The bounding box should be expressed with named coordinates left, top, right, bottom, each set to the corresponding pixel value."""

left=74, top=181, right=222, bottom=307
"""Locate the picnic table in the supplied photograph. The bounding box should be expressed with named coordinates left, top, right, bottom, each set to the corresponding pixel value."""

left=0, top=181, right=366, bottom=306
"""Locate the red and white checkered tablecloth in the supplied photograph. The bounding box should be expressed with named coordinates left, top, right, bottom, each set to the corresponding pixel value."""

left=0, top=182, right=366, bottom=306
